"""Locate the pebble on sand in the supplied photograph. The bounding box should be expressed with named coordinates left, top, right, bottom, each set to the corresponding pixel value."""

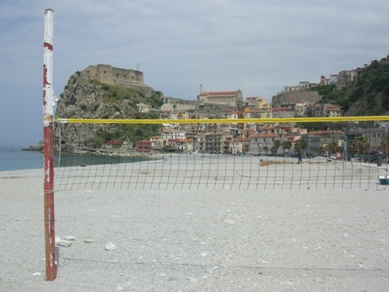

left=105, top=242, right=116, bottom=251
left=57, top=240, right=73, bottom=247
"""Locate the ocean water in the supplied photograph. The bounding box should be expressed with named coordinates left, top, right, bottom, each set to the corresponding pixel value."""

left=0, top=144, right=156, bottom=172
left=0, top=145, right=43, bottom=171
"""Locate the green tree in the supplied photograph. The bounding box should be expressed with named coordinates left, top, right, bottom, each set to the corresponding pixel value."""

left=380, top=134, right=389, bottom=158
left=352, top=136, right=370, bottom=155
left=297, top=122, right=324, bottom=131
left=325, top=141, right=341, bottom=155
left=270, top=145, right=277, bottom=155
left=317, top=146, right=325, bottom=155
left=281, top=140, right=292, bottom=156
left=273, top=139, right=281, bottom=155
left=295, top=139, right=308, bottom=152
left=162, top=145, right=171, bottom=153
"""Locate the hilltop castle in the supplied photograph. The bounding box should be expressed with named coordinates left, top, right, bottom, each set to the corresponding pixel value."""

left=80, top=64, right=155, bottom=97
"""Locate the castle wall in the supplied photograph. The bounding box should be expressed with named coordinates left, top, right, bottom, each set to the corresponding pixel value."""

left=80, top=64, right=156, bottom=97
left=272, top=91, right=321, bottom=109
left=111, top=67, right=144, bottom=84
left=81, top=64, right=144, bottom=86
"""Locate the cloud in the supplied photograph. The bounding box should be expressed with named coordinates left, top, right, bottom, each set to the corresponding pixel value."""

left=1, top=0, right=389, bottom=145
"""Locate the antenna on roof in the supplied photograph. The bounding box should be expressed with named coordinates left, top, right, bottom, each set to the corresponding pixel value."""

left=136, top=61, right=140, bottom=71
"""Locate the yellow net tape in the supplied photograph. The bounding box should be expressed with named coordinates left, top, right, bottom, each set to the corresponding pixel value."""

left=57, top=116, right=389, bottom=124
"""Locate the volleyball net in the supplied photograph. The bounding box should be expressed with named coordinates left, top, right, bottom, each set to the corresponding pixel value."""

left=53, top=116, right=389, bottom=191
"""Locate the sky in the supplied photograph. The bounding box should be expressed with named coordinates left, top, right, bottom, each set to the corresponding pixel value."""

left=1, top=0, right=389, bottom=147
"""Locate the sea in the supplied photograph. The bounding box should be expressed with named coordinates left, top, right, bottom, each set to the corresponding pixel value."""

left=0, top=145, right=43, bottom=171
left=0, top=144, right=157, bottom=172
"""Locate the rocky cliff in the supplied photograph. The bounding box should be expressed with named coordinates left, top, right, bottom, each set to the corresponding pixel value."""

left=300, top=59, right=389, bottom=117
left=54, top=71, right=162, bottom=151
left=343, top=60, right=389, bottom=116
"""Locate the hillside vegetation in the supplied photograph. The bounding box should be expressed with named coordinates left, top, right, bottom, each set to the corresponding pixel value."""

left=347, top=61, right=389, bottom=115
left=309, top=60, right=389, bottom=116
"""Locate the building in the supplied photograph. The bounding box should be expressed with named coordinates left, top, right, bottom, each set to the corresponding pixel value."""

left=136, top=140, right=152, bottom=153
left=336, top=69, right=357, bottom=90
left=348, top=126, right=388, bottom=150
left=104, top=140, right=124, bottom=148
left=197, top=89, right=243, bottom=107
left=310, top=104, right=342, bottom=117
left=295, top=102, right=309, bottom=117
left=137, top=103, right=151, bottom=113
left=205, top=133, right=223, bottom=153
left=324, top=105, right=342, bottom=117
left=150, top=136, right=162, bottom=147
left=245, top=97, right=268, bottom=109
left=230, top=140, right=243, bottom=155
left=249, top=133, right=278, bottom=154
left=272, top=108, right=295, bottom=119
left=300, top=130, right=343, bottom=153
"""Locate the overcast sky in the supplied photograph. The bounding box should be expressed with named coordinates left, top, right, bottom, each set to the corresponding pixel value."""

left=1, top=0, right=389, bottom=146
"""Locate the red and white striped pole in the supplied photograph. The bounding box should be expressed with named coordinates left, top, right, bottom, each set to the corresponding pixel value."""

left=43, top=8, right=56, bottom=281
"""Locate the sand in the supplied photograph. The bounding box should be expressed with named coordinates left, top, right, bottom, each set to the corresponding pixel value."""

left=0, top=165, right=388, bottom=291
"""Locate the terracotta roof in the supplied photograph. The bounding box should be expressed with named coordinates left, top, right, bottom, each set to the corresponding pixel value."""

left=105, top=140, right=123, bottom=145
left=251, top=134, right=278, bottom=138
left=199, top=91, right=238, bottom=96
left=272, top=108, right=294, bottom=111
left=307, top=130, right=342, bottom=135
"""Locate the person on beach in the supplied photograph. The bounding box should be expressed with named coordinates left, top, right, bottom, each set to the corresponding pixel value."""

left=297, top=150, right=303, bottom=164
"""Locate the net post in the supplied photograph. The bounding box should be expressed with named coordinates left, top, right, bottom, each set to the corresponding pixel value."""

left=43, top=8, right=56, bottom=281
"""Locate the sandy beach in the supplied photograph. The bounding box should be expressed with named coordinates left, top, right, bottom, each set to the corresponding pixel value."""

left=1, top=165, right=388, bottom=291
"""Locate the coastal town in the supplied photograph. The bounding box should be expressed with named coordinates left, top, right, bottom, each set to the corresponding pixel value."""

left=103, top=70, right=389, bottom=157
left=129, top=95, right=388, bottom=157
left=56, top=57, right=389, bottom=159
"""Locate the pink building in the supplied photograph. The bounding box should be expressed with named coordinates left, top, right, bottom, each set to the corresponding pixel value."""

left=136, top=140, right=152, bottom=153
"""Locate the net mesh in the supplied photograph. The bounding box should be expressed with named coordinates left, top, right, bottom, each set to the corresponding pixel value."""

left=54, top=118, right=389, bottom=191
